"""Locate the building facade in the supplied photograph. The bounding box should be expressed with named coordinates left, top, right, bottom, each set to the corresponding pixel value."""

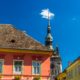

left=66, top=57, right=80, bottom=80
left=56, top=57, right=80, bottom=80
left=0, top=48, right=52, bottom=80
left=0, top=20, right=62, bottom=80
left=0, top=24, right=52, bottom=80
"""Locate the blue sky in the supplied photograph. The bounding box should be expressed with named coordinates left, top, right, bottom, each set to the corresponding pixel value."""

left=0, top=0, right=80, bottom=70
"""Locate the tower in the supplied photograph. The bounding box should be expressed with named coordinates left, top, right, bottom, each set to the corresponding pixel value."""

left=50, top=46, right=62, bottom=79
left=44, top=10, right=62, bottom=79
left=45, top=14, right=53, bottom=50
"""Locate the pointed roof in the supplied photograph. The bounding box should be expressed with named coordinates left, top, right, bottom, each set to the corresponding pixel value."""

left=0, top=24, right=48, bottom=50
left=45, top=17, right=53, bottom=50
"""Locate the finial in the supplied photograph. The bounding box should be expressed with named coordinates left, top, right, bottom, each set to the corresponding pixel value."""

left=48, top=10, right=50, bottom=26
left=47, top=10, right=51, bottom=34
left=40, top=9, right=54, bottom=50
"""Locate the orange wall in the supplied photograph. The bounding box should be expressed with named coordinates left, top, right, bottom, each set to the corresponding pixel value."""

left=24, top=54, right=32, bottom=75
left=41, top=55, right=50, bottom=76
left=0, top=52, right=51, bottom=79
left=4, top=54, right=13, bottom=74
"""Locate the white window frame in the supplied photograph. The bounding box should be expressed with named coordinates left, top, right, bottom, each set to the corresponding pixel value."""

left=0, top=59, right=4, bottom=74
left=32, top=61, right=41, bottom=75
left=13, top=60, right=24, bottom=74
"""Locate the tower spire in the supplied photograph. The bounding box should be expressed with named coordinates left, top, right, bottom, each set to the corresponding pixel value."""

left=45, top=11, right=53, bottom=50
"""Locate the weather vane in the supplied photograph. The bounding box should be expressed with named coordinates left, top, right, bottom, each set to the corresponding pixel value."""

left=40, top=8, right=55, bottom=24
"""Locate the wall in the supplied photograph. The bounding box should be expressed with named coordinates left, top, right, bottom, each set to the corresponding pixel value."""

left=0, top=51, right=51, bottom=80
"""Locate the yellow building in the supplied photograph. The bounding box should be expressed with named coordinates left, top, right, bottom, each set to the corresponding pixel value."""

left=56, top=57, right=80, bottom=80
left=66, top=57, right=80, bottom=80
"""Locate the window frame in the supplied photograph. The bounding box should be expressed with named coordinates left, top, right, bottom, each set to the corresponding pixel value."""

left=32, top=61, right=41, bottom=75
left=13, top=60, right=24, bottom=74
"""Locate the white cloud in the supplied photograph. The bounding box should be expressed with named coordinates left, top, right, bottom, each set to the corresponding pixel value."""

left=40, top=8, right=55, bottom=19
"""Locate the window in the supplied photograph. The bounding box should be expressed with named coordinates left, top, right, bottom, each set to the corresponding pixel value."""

left=13, top=60, right=23, bottom=74
left=67, top=70, right=73, bottom=79
left=54, top=64, right=60, bottom=76
left=0, top=60, right=3, bottom=73
left=32, top=61, right=41, bottom=74
left=77, top=65, right=80, bottom=74
left=50, top=63, right=54, bottom=69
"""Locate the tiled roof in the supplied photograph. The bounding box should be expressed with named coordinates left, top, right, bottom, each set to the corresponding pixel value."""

left=0, top=24, right=48, bottom=50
